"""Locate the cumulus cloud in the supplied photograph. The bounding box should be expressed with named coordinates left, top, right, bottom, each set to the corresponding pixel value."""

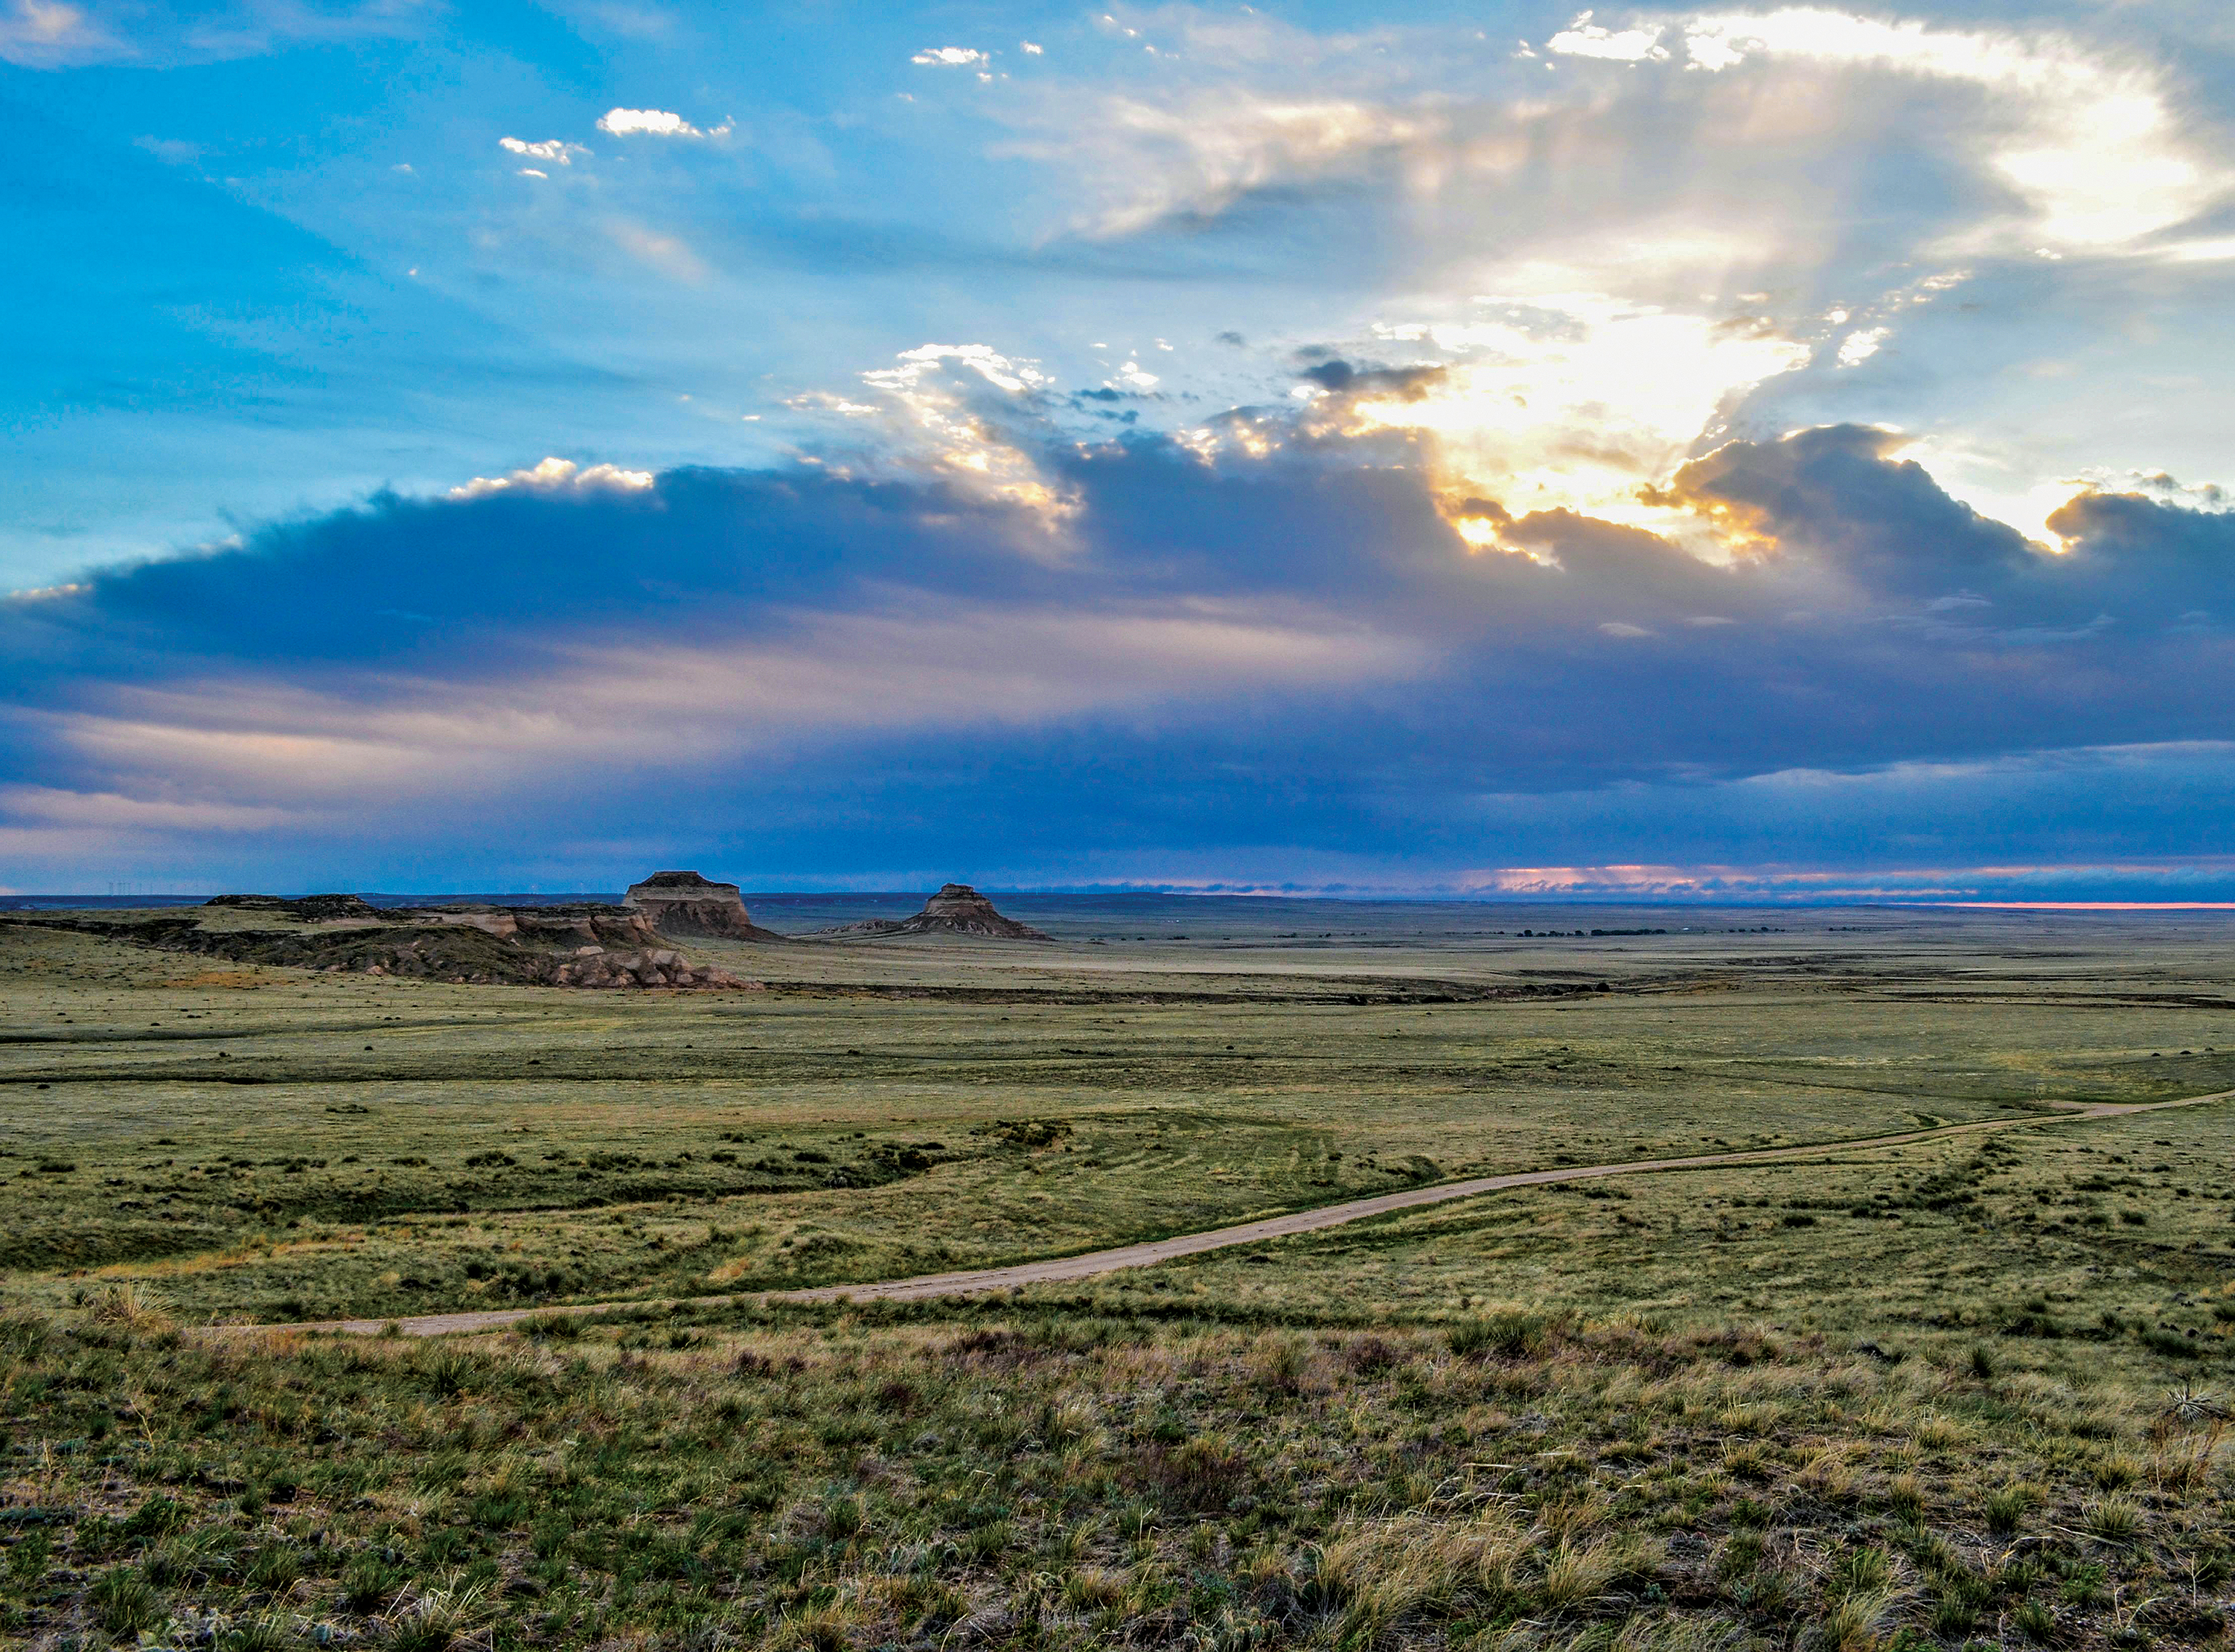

left=912, top=46, right=984, bottom=65
left=446, top=457, right=654, bottom=502
left=597, top=107, right=729, bottom=138
left=1274, top=296, right=1811, bottom=547
left=1546, top=11, right=1669, bottom=62
left=499, top=136, right=587, bottom=165
left=1834, top=327, right=1887, bottom=367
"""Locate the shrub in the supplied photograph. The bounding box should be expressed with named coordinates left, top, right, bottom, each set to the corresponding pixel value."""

left=2140, top=1326, right=2201, bottom=1357
left=222, top=1616, right=303, bottom=1651
left=378, top=1577, right=490, bottom=1652
left=1929, top=1588, right=1980, bottom=1637
left=92, top=1565, right=164, bottom=1633
left=2014, top=1598, right=2059, bottom=1643
left=342, top=1551, right=405, bottom=1613
left=1826, top=1546, right=1891, bottom=1598
left=1343, top=1334, right=1404, bottom=1373
left=2086, top=1497, right=2144, bottom=1547
left=1141, top=1435, right=1247, bottom=1513
left=1451, top=1310, right=1548, bottom=1360
left=1986, top=1485, right=2037, bottom=1535
left=246, top=1544, right=304, bottom=1592
left=125, top=1493, right=191, bottom=1539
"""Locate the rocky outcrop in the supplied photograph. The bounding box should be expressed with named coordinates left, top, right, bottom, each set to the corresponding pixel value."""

left=817, top=883, right=1050, bottom=941
left=542, top=947, right=758, bottom=990
left=407, top=904, right=662, bottom=948
left=205, top=893, right=387, bottom=922
left=624, top=871, right=787, bottom=941
left=19, top=909, right=760, bottom=990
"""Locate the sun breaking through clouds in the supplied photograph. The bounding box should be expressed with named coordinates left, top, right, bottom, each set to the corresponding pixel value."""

left=3, top=1, right=2234, bottom=896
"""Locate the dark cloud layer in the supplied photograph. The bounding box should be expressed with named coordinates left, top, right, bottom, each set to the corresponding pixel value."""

left=6, top=421, right=2235, bottom=888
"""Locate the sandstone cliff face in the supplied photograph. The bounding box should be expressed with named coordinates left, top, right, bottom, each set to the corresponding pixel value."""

left=409, top=905, right=662, bottom=947
left=624, top=871, right=784, bottom=940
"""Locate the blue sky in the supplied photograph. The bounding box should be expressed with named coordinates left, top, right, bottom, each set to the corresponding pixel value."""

left=5, top=0, right=2235, bottom=899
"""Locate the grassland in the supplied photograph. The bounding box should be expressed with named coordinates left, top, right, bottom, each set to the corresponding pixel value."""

left=4, top=900, right=2235, bottom=1648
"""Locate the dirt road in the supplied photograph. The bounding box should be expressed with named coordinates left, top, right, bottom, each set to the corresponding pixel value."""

left=255, top=1089, right=2232, bottom=1338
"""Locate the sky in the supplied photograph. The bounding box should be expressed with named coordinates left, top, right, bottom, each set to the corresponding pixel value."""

left=5, top=0, right=2235, bottom=900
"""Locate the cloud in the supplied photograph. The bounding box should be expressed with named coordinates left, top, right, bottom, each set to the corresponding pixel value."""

left=1656, top=424, right=2038, bottom=593
left=605, top=220, right=712, bottom=283
left=1676, top=7, right=2223, bottom=254
left=1021, top=94, right=1445, bottom=236
left=499, top=136, right=588, bottom=165
left=0, top=0, right=423, bottom=67
left=912, top=47, right=985, bottom=66
left=446, top=456, right=654, bottom=502
left=45, top=605, right=1422, bottom=807
left=8, top=402, right=2235, bottom=887
left=1546, top=11, right=1669, bottom=63
left=1292, top=295, right=1812, bottom=544
left=1005, top=4, right=2225, bottom=298
left=0, top=0, right=113, bottom=65
left=0, top=784, right=298, bottom=831
left=597, top=107, right=729, bottom=138
left=1834, top=327, right=1887, bottom=367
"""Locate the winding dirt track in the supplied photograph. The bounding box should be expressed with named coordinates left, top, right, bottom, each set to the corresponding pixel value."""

left=260, top=1089, right=2233, bottom=1339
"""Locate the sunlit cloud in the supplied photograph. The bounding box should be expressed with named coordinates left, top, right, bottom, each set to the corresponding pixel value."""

left=1546, top=12, right=1669, bottom=63
left=51, top=603, right=1427, bottom=805
left=447, top=457, right=653, bottom=502
left=0, top=784, right=301, bottom=832
left=1303, top=294, right=1812, bottom=548
left=12, top=0, right=2235, bottom=893
left=796, top=344, right=1077, bottom=527
left=1020, top=94, right=1445, bottom=237
left=1676, top=8, right=2224, bottom=254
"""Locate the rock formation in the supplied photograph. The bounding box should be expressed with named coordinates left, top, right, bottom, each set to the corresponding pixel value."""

left=407, top=904, right=662, bottom=948
left=623, top=871, right=787, bottom=941
left=540, top=947, right=757, bottom=990
left=816, top=883, right=1050, bottom=941
left=205, top=892, right=387, bottom=922
left=74, top=880, right=776, bottom=989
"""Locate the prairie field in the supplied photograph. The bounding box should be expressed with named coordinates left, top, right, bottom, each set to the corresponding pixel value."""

left=4, top=899, right=2235, bottom=1650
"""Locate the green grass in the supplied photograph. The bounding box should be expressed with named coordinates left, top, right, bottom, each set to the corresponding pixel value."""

left=5, top=906, right=2235, bottom=1645
left=4, top=1284, right=2232, bottom=1648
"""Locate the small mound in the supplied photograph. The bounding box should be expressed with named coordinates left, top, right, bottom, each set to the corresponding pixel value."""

left=815, top=883, right=1049, bottom=941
